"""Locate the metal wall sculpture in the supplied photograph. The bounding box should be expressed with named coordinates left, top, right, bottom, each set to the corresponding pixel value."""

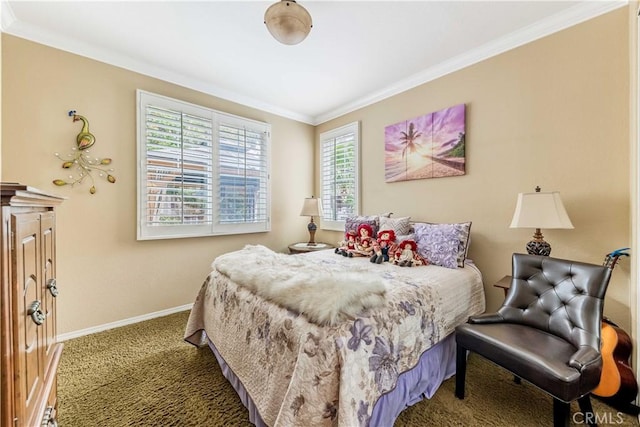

left=53, top=110, right=116, bottom=194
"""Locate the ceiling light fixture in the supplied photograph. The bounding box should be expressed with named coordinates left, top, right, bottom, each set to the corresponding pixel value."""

left=264, top=0, right=313, bottom=45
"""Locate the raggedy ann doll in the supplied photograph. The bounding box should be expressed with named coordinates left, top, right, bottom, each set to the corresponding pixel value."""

left=335, top=230, right=357, bottom=257
left=392, top=239, right=425, bottom=267
left=370, top=229, right=396, bottom=264
left=351, top=224, right=375, bottom=257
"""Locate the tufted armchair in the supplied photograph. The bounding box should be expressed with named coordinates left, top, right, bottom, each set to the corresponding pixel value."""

left=455, top=253, right=612, bottom=427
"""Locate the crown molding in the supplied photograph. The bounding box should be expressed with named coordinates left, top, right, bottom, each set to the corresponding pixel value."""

left=0, top=2, right=315, bottom=125
left=1, top=1, right=628, bottom=127
left=312, top=0, right=629, bottom=125
left=1, top=0, right=17, bottom=32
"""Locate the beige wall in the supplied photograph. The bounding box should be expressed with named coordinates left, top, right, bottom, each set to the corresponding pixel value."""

left=317, top=8, right=633, bottom=330
left=1, top=35, right=315, bottom=334
left=1, top=7, right=635, bottom=335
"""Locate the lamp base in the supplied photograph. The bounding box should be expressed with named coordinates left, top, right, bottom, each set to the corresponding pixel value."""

left=307, top=219, right=317, bottom=246
left=526, top=239, right=551, bottom=256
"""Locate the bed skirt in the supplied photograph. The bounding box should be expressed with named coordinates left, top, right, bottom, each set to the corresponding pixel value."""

left=205, top=332, right=457, bottom=427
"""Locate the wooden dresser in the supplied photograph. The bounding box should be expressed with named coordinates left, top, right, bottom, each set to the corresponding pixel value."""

left=1, top=184, right=65, bottom=427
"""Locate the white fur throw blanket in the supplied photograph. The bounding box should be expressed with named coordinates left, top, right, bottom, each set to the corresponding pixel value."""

left=212, top=245, right=387, bottom=326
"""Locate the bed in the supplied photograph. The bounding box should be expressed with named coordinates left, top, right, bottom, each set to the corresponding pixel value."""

left=184, top=244, right=485, bottom=426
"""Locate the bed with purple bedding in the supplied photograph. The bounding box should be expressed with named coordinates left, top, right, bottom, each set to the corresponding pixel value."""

left=184, top=245, right=485, bottom=426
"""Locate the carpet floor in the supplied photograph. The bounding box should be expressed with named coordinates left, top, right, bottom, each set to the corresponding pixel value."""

left=58, top=311, right=639, bottom=426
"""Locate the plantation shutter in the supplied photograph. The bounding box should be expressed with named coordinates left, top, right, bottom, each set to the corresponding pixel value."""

left=216, top=115, right=269, bottom=225
left=320, top=122, right=360, bottom=230
left=137, top=90, right=270, bottom=240
left=143, top=105, right=213, bottom=227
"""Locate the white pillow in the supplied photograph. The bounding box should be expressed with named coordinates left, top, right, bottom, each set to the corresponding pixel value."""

left=379, top=216, right=412, bottom=237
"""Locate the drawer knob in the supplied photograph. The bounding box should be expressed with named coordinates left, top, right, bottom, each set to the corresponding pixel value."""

left=47, top=278, right=59, bottom=297
left=27, top=300, right=45, bottom=325
left=41, top=405, right=58, bottom=426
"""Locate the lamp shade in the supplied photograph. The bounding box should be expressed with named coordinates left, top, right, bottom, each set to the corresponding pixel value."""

left=300, top=197, right=322, bottom=217
left=510, top=191, right=574, bottom=229
left=264, top=0, right=312, bottom=45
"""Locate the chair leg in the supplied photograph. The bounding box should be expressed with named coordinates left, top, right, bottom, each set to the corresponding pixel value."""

left=578, top=395, right=597, bottom=427
left=455, top=345, right=467, bottom=399
left=553, top=398, right=570, bottom=427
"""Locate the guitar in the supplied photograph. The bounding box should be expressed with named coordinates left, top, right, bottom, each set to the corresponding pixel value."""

left=591, top=248, right=638, bottom=413
left=602, top=247, right=630, bottom=269
left=592, top=318, right=638, bottom=406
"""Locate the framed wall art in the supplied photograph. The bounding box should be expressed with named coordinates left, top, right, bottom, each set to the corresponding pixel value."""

left=384, top=103, right=465, bottom=183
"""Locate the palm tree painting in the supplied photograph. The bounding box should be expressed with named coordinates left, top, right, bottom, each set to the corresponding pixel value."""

left=385, top=103, right=465, bottom=182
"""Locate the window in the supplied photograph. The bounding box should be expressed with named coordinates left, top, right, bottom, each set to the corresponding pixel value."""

left=319, top=122, right=360, bottom=231
left=137, top=90, right=270, bottom=240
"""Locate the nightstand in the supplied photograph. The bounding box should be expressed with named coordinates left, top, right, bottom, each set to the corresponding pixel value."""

left=493, top=275, right=512, bottom=298
left=288, top=242, right=334, bottom=254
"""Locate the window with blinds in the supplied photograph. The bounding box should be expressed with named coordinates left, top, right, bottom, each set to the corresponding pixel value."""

left=320, top=122, right=360, bottom=231
left=137, top=90, right=270, bottom=240
left=217, top=116, right=269, bottom=225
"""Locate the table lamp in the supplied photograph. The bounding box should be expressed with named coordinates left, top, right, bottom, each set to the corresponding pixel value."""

left=509, top=186, right=574, bottom=256
left=300, top=196, right=322, bottom=246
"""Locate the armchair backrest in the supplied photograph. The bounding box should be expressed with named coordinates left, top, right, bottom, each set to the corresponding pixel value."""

left=499, top=253, right=612, bottom=350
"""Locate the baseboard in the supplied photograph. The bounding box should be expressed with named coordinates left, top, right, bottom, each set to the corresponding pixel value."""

left=57, top=303, right=193, bottom=342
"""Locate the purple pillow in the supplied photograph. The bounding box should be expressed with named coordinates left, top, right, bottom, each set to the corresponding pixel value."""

left=414, top=222, right=472, bottom=269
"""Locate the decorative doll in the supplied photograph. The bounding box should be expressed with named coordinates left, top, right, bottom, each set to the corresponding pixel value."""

left=370, top=229, right=396, bottom=264
left=356, top=223, right=374, bottom=244
left=351, top=235, right=374, bottom=257
left=334, top=223, right=373, bottom=257
left=392, top=239, right=423, bottom=267
left=335, top=230, right=357, bottom=257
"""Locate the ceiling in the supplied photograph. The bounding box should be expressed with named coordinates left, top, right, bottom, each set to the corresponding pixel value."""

left=1, top=1, right=626, bottom=125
